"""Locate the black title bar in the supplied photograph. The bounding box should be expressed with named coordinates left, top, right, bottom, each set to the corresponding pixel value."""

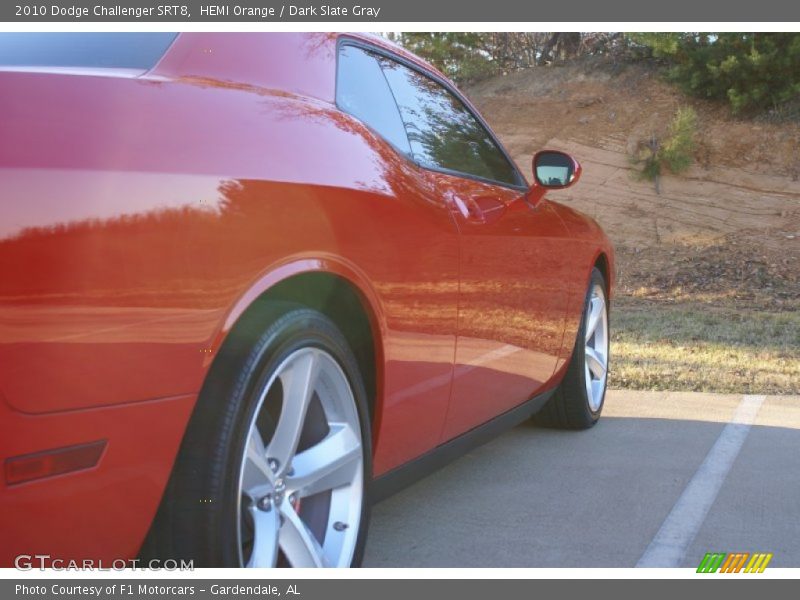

left=3, top=0, right=800, bottom=22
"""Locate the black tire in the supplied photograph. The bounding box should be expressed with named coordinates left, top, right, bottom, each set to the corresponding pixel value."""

left=533, top=268, right=609, bottom=429
left=142, top=304, right=372, bottom=567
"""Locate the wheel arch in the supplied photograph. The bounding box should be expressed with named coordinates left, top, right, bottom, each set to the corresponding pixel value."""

left=207, top=258, right=387, bottom=436
left=550, top=247, right=613, bottom=386
left=593, top=251, right=612, bottom=299
left=141, top=260, right=383, bottom=564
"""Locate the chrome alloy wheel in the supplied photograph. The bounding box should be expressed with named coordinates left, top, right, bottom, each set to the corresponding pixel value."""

left=236, top=347, right=364, bottom=568
left=584, top=282, right=609, bottom=412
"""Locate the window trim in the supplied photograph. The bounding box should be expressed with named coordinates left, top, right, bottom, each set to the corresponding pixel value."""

left=335, top=37, right=529, bottom=192
left=335, top=42, right=413, bottom=157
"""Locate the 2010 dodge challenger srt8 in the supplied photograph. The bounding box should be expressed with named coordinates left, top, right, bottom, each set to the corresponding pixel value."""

left=0, top=32, right=613, bottom=568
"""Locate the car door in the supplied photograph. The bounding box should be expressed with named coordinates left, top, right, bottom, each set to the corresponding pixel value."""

left=335, top=43, right=461, bottom=473
left=376, top=52, right=572, bottom=440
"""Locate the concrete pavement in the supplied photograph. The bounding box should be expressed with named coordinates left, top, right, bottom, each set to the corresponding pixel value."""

left=363, top=390, right=800, bottom=567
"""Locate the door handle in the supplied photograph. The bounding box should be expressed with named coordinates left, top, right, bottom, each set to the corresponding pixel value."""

left=464, top=197, right=484, bottom=222
left=455, top=195, right=507, bottom=224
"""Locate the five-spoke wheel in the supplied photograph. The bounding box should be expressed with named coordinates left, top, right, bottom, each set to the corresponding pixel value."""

left=143, top=307, right=371, bottom=568
left=238, top=347, right=364, bottom=568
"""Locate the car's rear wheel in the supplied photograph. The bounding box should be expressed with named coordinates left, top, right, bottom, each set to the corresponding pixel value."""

left=534, top=267, right=609, bottom=429
left=145, top=306, right=371, bottom=567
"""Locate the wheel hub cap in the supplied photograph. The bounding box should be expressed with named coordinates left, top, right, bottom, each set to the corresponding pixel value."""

left=272, top=479, right=286, bottom=505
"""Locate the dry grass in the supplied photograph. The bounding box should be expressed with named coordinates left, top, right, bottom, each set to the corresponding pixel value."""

left=610, top=301, right=800, bottom=394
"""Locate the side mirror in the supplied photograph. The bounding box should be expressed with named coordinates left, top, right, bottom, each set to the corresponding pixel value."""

left=532, top=150, right=582, bottom=189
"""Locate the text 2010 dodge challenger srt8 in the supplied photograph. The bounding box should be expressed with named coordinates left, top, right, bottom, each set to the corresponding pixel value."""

left=0, top=32, right=613, bottom=568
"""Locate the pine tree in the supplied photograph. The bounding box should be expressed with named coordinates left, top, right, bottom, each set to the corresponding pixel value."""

left=629, top=33, right=800, bottom=113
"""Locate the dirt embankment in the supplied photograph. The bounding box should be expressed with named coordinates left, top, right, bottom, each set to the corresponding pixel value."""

left=465, top=59, right=800, bottom=311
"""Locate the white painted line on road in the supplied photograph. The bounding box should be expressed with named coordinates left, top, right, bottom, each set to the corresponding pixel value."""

left=636, top=394, right=766, bottom=568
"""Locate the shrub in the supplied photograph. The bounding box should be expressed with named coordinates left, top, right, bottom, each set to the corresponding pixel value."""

left=661, top=107, right=697, bottom=173
left=633, top=107, right=697, bottom=191
left=629, top=33, right=800, bottom=114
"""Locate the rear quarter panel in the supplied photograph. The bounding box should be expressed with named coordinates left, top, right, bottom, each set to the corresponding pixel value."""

left=0, top=34, right=460, bottom=476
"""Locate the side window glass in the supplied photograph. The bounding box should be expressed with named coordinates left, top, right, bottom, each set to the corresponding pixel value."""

left=377, top=56, right=520, bottom=186
left=336, top=45, right=411, bottom=155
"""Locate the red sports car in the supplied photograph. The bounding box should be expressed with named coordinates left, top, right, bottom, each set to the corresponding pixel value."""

left=0, top=32, right=613, bottom=568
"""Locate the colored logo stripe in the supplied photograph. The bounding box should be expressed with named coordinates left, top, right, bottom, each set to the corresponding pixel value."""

left=697, top=553, right=726, bottom=573
left=720, top=553, right=749, bottom=573
left=744, top=553, right=773, bottom=573
left=697, top=552, right=773, bottom=573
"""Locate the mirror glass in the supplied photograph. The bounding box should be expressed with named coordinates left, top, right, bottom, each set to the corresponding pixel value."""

left=535, top=152, right=574, bottom=187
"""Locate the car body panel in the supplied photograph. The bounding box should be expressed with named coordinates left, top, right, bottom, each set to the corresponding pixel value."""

left=546, top=202, right=615, bottom=372
left=0, top=392, right=195, bottom=566
left=430, top=171, right=575, bottom=439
